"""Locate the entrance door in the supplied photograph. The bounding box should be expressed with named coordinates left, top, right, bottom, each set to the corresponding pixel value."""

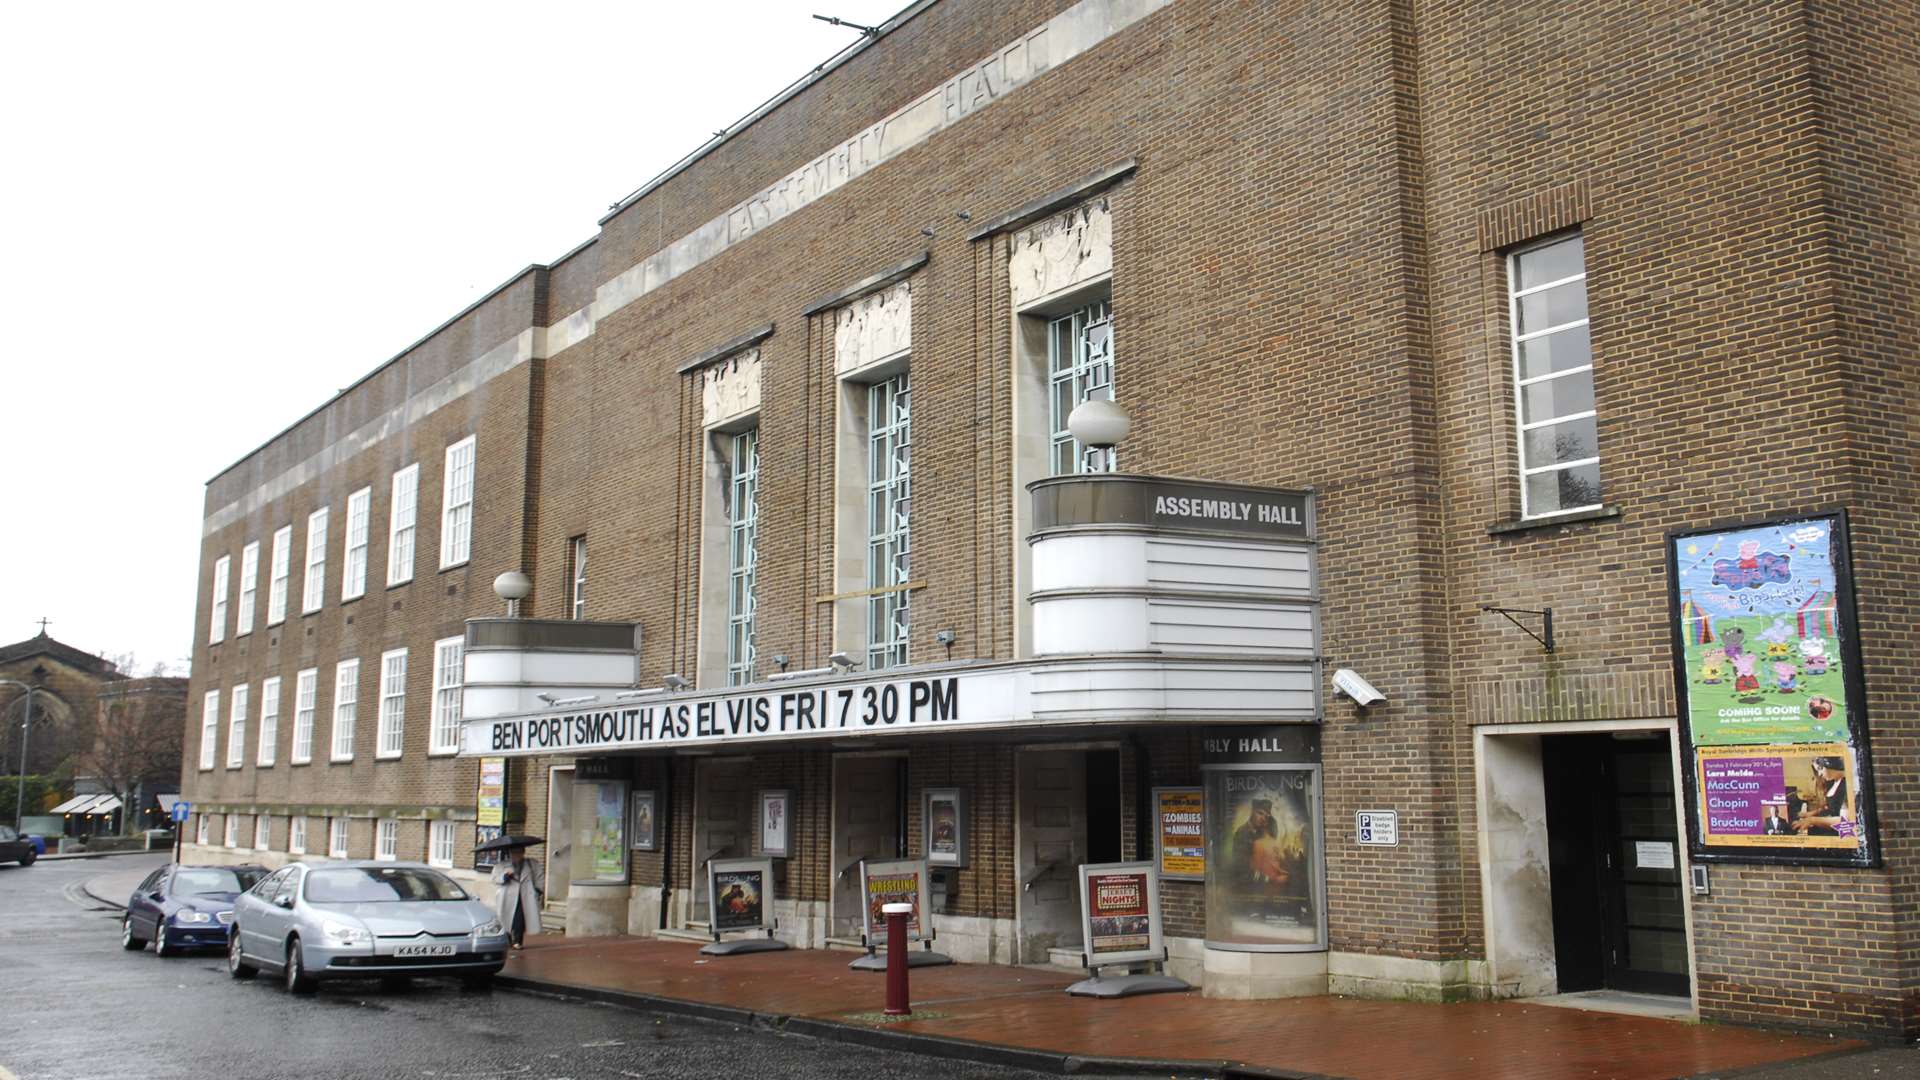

left=1016, top=749, right=1089, bottom=962
left=1544, top=733, right=1690, bottom=997
left=831, top=755, right=903, bottom=940
left=689, top=759, right=754, bottom=925
left=546, top=767, right=573, bottom=908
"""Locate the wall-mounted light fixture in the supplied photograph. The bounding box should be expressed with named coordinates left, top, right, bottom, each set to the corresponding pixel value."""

left=934, top=629, right=957, bottom=661
left=827, top=651, right=860, bottom=673
left=661, top=673, right=693, bottom=691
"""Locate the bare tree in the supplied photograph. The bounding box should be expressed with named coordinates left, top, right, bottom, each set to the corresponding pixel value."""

left=73, top=686, right=184, bottom=836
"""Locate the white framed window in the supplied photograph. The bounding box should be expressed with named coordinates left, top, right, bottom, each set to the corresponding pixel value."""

left=429, top=820, right=455, bottom=869
left=329, top=817, right=350, bottom=859
left=291, top=668, right=318, bottom=764
left=236, top=542, right=259, bottom=636
left=257, top=676, right=281, bottom=766
left=209, top=555, right=231, bottom=645
left=1509, top=232, right=1601, bottom=519
left=569, top=535, right=588, bottom=619
left=254, top=815, right=271, bottom=852
left=226, top=684, right=249, bottom=769
left=331, top=659, right=359, bottom=762
left=387, top=463, right=419, bottom=586
left=342, top=486, right=371, bottom=601
left=727, top=427, right=759, bottom=687
left=290, top=816, right=307, bottom=854
left=375, top=819, right=399, bottom=861
left=267, top=525, right=292, bottom=626
left=440, top=435, right=476, bottom=568
left=301, top=507, right=329, bottom=613
left=866, top=373, right=912, bottom=670
left=225, top=815, right=240, bottom=849
left=376, top=648, right=407, bottom=759
left=1046, top=298, right=1114, bottom=476
left=196, top=815, right=209, bottom=846
left=199, top=690, right=220, bottom=770
left=430, top=636, right=465, bottom=755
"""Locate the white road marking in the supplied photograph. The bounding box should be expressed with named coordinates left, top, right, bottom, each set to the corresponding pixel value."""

left=1, top=1062, right=20, bottom=1080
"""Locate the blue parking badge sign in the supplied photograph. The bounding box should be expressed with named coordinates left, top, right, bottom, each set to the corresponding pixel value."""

left=171, top=801, right=191, bottom=824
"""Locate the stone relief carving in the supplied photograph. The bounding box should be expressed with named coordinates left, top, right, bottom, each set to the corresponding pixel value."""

left=1009, top=197, right=1112, bottom=308
left=834, top=281, right=913, bottom=376
left=702, top=348, right=761, bottom=428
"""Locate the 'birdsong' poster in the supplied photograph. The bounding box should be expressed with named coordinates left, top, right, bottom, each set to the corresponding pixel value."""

left=1201, top=766, right=1323, bottom=950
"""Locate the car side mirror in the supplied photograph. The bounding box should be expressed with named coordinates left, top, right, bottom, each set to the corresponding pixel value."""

left=275, top=895, right=295, bottom=909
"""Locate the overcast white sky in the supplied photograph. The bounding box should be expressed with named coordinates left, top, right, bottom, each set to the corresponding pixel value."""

left=0, top=0, right=903, bottom=675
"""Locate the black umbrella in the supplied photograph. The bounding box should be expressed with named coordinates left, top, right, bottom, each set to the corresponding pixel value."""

left=474, top=833, right=545, bottom=853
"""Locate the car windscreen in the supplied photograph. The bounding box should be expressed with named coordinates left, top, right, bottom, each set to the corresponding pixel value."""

left=303, top=867, right=469, bottom=904
left=171, top=869, right=261, bottom=895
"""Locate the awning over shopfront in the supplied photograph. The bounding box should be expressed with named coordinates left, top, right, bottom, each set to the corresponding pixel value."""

left=48, top=794, right=93, bottom=814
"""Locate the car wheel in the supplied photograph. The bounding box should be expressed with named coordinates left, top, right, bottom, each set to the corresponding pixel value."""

left=17, top=848, right=33, bottom=867
left=228, top=930, right=258, bottom=979
left=154, top=925, right=175, bottom=958
left=121, top=916, right=147, bottom=951
left=284, top=938, right=317, bottom=994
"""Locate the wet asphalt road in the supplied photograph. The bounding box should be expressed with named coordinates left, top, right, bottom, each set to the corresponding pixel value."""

left=0, top=853, right=1057, bottom=1080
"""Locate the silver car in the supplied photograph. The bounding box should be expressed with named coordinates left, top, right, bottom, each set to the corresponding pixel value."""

left=227, top=860, right=509, bottom=993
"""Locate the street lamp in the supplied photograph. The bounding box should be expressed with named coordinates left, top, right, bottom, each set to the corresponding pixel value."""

left=0, top=675, right=48, bottom=829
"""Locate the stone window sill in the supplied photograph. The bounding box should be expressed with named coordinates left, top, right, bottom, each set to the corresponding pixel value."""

left=1487, top=504, right=1622, bottom=537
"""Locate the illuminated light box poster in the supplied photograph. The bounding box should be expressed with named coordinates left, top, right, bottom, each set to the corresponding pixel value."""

left=1668, top=511, right=1878, bottom=866
left=708, top=856, right=773, bottom=933
left=1077, top=861, right=1165, bottom=967
left=859, top=857, right=932, bottom=943
left=1153, top=787, right=1205, bottom=881
left=590, top=782, right=626, bottom=880
left=1200, top=765, right=1325, bottom=951
left=924, top=787, right=965, bottom=868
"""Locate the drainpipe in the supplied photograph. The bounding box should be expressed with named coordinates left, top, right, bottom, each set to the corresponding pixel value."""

left=657, top=767, right=672, bottom=930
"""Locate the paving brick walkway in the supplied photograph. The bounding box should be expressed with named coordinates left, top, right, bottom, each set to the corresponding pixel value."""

left=503, top=936, right=1861, bottom=1079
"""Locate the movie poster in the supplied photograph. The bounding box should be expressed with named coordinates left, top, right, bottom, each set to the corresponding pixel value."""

left=589, top=782, right=626, bottom=880
left=925, top=788, right=964, bottom=867
left=1084, top=869, right=1152, bottom=956
left=711, top=866, right=765, bottom=932
left=473, top=825, right=504, bottom=870
left=860, top=857, right=928, bottom=940
left=629, top=790, right=656, bottom=851
left=1154, top=788, right=1205, bottom=880
left=1201, top=766, right=1323, bottom=950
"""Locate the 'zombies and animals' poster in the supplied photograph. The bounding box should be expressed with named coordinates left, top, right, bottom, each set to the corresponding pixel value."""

left=1670, top=512, right=1876, bottom=865
left=1202, top=766, right=1323, bottom=950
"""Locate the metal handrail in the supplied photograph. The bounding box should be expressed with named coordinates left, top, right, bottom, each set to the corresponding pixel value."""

left=1022, top=857, right=1065, bottom=891
left=837, top=857, right=865, bottom=881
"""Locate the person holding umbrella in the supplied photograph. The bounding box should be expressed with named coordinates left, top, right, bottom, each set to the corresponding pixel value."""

left=479, top=835, right=545, bottom=949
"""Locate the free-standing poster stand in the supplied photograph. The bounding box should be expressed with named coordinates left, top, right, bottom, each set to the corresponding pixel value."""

left=850, top=857, right=952, bottom=970
left=699, top=856, right=789, bottom=956
left=1066, top=861, right=1190, bottom=998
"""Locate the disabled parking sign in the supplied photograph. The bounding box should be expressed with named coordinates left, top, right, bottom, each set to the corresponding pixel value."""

left=1356, top=810, right=1397, bottom=846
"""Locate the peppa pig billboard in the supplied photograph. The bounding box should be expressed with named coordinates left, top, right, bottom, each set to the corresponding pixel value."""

left=1668, top=511, right=1877, bottom=866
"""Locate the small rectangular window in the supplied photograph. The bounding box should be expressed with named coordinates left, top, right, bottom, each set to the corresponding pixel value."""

left=342, top=486, right=371, bottom=601
left=387, top=464, right=419, bottom=586
left=441, top=436, right=476, bottom=569
left=268, top=526, right=293, bottom=626
left=226, top=684, right=249, bottom=769
left=376, top=819, right=398, bottom=862
left=329, top=817, right=350, bottom=859
left=1508, top=232, right=1601, bottom=519
left=292, top=668, right=318, bottom=764
left=237, top=542, right=260, bottom=636
left=302, top=508, right=329, bottom=613
left=197, top=815, right=210, bottom=846
left=209, top=555, right=231, bottom=645
left=430, top=636, right=465, bottom=755
left=254, top=815, right=271, bottom=852
left=290, top=816, right=307, bottom=854
left=199, top=690, right=220, bottom=770
left=257, top=677, right=280, bottom=767
left=331, top=659, right=359, bottom=762
left=376, top=648, right=407, bottom=759
left=429, top=820, right=455, bottom=868
left=569, top=535, right=588, bottom=620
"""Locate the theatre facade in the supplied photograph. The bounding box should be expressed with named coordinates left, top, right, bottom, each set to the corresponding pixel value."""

left=177, top=0, right=1920, bottom=1038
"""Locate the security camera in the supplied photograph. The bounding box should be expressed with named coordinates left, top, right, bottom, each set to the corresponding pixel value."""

left=1332, top=668, right=1384, bottom=707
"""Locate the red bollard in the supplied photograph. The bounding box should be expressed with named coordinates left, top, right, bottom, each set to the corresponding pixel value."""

left=882, top=901, right=913, bottom=1016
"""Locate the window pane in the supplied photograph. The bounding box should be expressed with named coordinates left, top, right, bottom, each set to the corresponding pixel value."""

left=1515, top=235, right=1585, bottom=291
left=1522, top=415, right=1599, bottom=469
left=1520, top=368, right=1595, bottom=426
left=1525, top=462, right=1603, bottom=516
left=1516, top=323, right=1592, bottom=381
left=1516, top=280, right=1588, bottom=334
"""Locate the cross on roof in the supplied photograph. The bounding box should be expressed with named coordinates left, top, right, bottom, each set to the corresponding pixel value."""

left=35, top=617, right=50, bottom=635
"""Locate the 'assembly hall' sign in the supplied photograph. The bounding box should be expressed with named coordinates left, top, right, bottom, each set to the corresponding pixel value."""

left=466, top=669, right=1021, bottom=757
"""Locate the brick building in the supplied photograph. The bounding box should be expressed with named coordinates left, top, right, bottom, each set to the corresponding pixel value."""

left=177, top=0, right=1919, bottom=1038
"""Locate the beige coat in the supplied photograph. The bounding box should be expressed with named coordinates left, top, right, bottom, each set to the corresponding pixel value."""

left=492, top=855, right=544, bottom=936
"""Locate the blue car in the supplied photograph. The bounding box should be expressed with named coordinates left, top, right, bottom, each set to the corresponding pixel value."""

left=122, top=863, right=267, bottom=957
